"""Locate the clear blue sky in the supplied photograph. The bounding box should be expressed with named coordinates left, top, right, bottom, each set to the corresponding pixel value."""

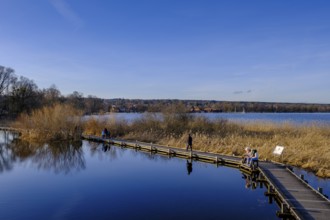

left=1, top=0, right=330, bottom=103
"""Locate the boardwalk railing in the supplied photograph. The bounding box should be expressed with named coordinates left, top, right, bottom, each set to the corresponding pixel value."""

left=82, top=135, right=330, bottom=220
left=82, top=134, right=252, bottom=172
left=0, top=127, right=21, bottom=132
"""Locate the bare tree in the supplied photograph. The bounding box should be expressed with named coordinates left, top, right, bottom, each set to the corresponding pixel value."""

left=0, top=65, right=16, bottom=95
left=85, top=95, right=104, bottom=114
left=9, top=76, right=41, bottom=115
left=42, top=84, right=62, bottom=105
left=66, top=91, right=85, bottom=110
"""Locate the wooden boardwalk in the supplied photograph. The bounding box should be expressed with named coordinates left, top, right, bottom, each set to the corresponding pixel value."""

left=82, top=135, right=330, bottom=220
left=259, top=162, right=330, bottom=219
left=0, top=127, right=21, bottom=132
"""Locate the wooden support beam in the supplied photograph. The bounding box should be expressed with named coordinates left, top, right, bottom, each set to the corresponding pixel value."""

left=276, top=203, right=292, bottom=218
left=318, top=187, right=323, bottom=194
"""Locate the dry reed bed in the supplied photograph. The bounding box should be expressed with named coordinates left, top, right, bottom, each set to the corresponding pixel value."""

left=13, top=107, right=330, bottom=178
left=13, top=104, right=83, bottom=142
left=83, top=114, right=330, bottom=178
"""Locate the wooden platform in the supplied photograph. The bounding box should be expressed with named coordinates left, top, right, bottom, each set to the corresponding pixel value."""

left=259, top=162, right=330, bottom=219
left=82, top=135, right=330, bottom=220
left=0, top=127, right=20, bottom=132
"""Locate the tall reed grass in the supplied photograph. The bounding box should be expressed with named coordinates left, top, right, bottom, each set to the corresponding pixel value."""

left=13, top=104, right=83, bottom=142
left=13, top=106, right=330, bottom=178
left=83, top=114, right=330, bottom=178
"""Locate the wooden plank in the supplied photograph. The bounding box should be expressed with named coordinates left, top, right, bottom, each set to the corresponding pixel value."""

left=259, top=162, right=330, bottom=220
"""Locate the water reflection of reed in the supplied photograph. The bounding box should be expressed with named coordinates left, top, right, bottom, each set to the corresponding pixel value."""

left=0, top=131, right=19, bottom=172
left=0, top=142, right=14, bottom=172
left=31, top=141, right=85, bottom=174
left=5, top=138, right=85, bottom=174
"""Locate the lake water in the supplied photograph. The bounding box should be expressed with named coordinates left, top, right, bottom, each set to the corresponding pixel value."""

left=91, top=112, right=330, bottom=125
left=2, top=129, right=329, bottom=219
left=0, top=131, right=282, bottom=219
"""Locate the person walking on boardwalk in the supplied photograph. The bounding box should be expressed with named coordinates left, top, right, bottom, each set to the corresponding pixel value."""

left=186, top=134, right=193, bottom=151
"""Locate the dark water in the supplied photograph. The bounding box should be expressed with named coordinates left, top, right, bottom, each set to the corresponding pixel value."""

left=0, top=131, right=280, bottom=220
left=292, top=167, right=330, bottom=197
left=91, top=112, right=330, bottom=125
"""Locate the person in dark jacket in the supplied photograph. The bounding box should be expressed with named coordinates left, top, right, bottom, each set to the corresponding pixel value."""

left=186, top=134, right=193, bottom=151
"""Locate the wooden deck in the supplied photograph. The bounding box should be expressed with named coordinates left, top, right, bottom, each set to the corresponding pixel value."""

left=82, top=135, right=330, bottom=220
left=259, top=162, right=330, bottom=219
left=0, top=127, right=21, bottom=132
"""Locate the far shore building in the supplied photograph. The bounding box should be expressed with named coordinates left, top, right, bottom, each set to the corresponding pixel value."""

left=190, top=106, right=202, bottom=113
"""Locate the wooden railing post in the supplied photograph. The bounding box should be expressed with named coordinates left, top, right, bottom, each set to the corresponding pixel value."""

left=318, top=187, right=323, bottom=194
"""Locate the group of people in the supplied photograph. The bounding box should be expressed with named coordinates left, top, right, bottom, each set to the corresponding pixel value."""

left=242, top=147, right=258, bottom=167
left=101, top=128, right=111, bottom=138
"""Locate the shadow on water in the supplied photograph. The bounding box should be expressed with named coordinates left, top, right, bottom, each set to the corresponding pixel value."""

left=0, top=131, right=85, bottom=174
left=186, top=159, right=193, bottom=175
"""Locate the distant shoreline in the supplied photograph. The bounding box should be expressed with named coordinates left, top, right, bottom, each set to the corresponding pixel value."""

left=86, top=112, right=330, bottom=126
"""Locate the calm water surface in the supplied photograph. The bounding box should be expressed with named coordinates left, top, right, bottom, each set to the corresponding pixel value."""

left=91, top=112, right=330, bottom=125
left=0, top=131, right=282, bottom=220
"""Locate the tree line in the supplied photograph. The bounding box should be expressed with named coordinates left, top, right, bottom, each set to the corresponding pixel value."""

left=104, top=99, right=330, bottom=113
left=1, top=65, right=330, bottom=119
left=0, top=65, right=105, bottom=118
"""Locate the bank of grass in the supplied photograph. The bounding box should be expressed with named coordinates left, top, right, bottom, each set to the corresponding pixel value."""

left=83, top=113, right=330, bottom=178
left=13, top=104, right=83, bottom=142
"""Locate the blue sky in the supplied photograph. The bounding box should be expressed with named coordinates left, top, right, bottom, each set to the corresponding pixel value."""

left=1, top=0, right=330, bottom=103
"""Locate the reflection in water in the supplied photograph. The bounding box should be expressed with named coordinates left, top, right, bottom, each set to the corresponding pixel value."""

left=30, top=141, right=85, bottom=174
left=1, top=131, right=326, bottom=219
left=87, top=141, right=174, bottom=165
left=0, top=131, right=85, bottom=174
left=0, top=141, right=14, bottom=172
left=0, top=131, right=18, bottom=172
left=88, top=142, right=121, bottom=162
left=0, top=130, right=18, bottom=143
left=102, top=143, right=111, bottom=152
left=186, top=159, right=193, bottom=175
left=0, top=135, right=281, bottom=219
left=242, top=172, right=260, bottom=190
